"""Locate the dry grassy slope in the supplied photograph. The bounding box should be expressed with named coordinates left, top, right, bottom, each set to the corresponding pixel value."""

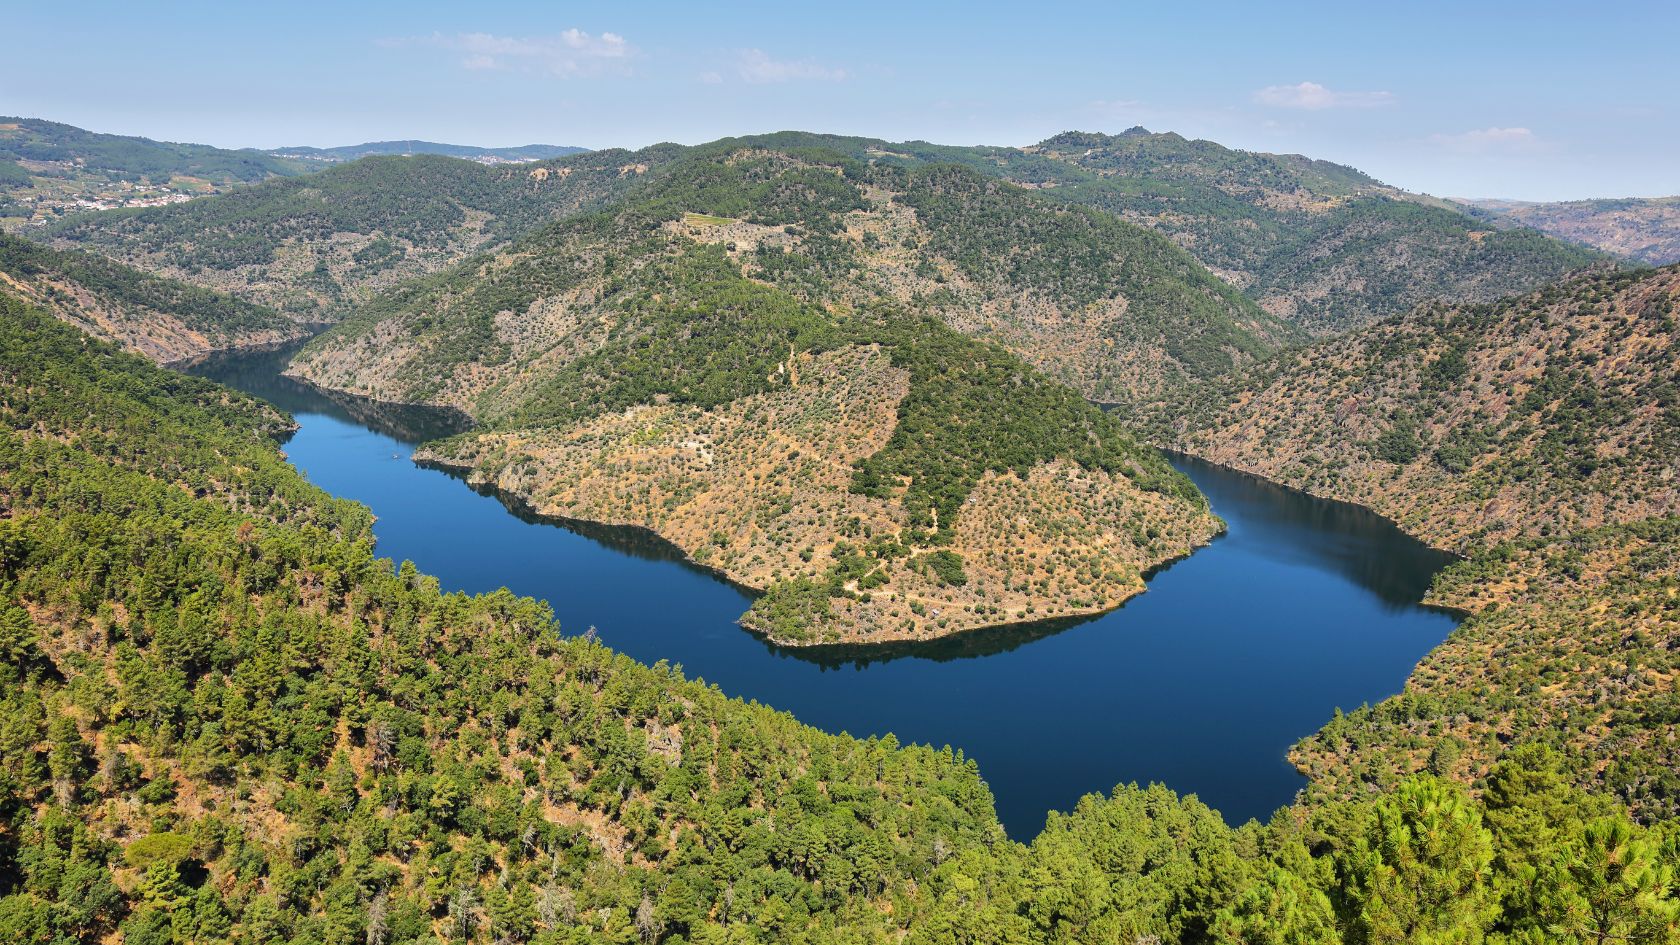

left=419, top=346, right=1218, bottom=645
left=0, top=267, right=290, bottom=363
left=1183, top=266, right=1680, bottom=552
left=286, top=225, right=614, bottom=415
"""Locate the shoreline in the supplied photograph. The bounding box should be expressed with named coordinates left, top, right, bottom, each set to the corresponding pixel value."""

left=413, top=446, right=1205, bottom=648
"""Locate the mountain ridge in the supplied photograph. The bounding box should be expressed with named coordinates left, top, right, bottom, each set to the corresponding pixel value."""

left=268, top=140, right=588, bottom=164
left=40, top=123, right=1605, bottom=342
left=285, top=144, right=1253, bottom=643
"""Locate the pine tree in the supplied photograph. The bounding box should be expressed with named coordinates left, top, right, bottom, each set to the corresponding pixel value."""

left=1554, top=817, right=1680, bottom=945
left=1343, top=777, right=1499, bottom=944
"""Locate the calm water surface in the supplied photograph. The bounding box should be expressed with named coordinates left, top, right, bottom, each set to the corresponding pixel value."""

left=192, top=347, right=1459, bottom=839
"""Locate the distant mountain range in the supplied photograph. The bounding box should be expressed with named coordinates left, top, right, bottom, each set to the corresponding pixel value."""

left=265, top=140, right=587, bottom=164
left=1457, top=195, right=1680, bottom=265
left=0, top=116, right=586, bottom=182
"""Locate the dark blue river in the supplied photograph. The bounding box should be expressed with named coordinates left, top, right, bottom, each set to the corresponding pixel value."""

left=191, top=347, right=1459, bottom=839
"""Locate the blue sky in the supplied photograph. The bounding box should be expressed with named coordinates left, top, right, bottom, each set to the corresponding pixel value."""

left=6, top=0, right=1675, bottom=200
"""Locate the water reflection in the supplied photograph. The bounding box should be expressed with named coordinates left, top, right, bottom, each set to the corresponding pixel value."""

left=189, top=343, right=473, bottom=444
left=1169, top=452, right=1458, bottom=609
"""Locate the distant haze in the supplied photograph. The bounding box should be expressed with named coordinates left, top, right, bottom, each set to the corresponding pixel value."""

left=268, top=141, right=587, bottom=163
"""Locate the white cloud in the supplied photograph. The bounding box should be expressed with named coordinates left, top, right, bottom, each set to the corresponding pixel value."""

left=382, top=29, right=633, bottom=77
left=1253, top=81, right=1395, bottom=110
left=1429, top=127, right=1539, bottom=152
left=733, top=48, right=846, bottom=83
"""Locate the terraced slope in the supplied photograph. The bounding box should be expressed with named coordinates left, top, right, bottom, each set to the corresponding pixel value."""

left=290, top=147, right=1245, bottom=643
left=0, top=232, right=300, bottom=362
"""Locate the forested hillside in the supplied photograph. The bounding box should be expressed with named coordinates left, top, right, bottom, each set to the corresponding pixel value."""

left=44, top=125, right=1602, bottom=346
left=285, top=143, right=1281, bottom=642
left=290, top=140, right=1279, bottom=407
left=0, top=117, right=309, bottom=232
left=632, top=129, right=1606, bottom=338
left=861, top=128, right=1607, bottom=335
left=47, top=147, right=684, bottom=319
left=0, top=232, right=301, bottom=362
left=5, top=287, right=1679, bottom=944
left=0, top=116, right=300, bottom=185
left=1297, top=517, right=1680, bottom=820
